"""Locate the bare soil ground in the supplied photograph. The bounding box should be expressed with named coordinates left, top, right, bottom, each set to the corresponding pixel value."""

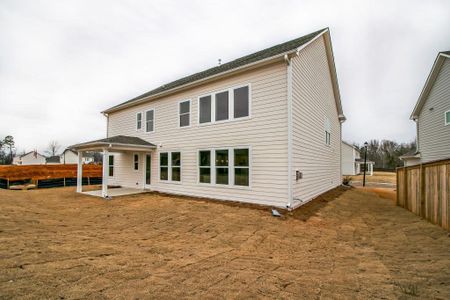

left=1, top=187, right=450, bottom=299
left=351, top=171, right=397, bottom=185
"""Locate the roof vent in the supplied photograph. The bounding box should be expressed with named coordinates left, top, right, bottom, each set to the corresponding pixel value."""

left=218, top=58, right=222, bottom=66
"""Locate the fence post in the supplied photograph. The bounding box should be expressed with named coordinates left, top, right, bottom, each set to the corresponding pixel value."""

left=64, top=177, right=66, bottom=187
left=6, top=178, right=9, bottom=189
left=88, top=176, right=90, bottom=186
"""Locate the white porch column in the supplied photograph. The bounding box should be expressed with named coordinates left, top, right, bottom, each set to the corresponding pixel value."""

left=370, top=164, right=374, bottom=176
left=76, top=151, right=83, bottom=193
left=102, top=149, right=109, bottom=198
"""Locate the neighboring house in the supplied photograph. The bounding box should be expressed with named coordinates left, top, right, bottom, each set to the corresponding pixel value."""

left=13, top=151, right=46, bottom=165
left=401, top=51, right=450, bottom=166
left=341, top=141, right=374, bottom=176
left=71, top=28, right=346, bottom=209
left=61, top=149, right=94, bottom=164
left=46, top=156, right=61, bottom=164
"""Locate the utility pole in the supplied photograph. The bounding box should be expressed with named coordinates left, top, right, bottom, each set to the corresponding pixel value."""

left=363, top=141, right=368, bottom=187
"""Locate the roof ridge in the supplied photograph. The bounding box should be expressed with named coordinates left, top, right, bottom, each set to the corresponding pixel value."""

left=104, top=28, right=327, bottom=113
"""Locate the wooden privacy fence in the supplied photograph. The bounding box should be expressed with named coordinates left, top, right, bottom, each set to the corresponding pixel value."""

left=397, top=159, right=450, bottom=231
left=0, top=164, right=102, bottom=189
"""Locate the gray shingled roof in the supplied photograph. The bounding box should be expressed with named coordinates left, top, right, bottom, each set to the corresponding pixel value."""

left=441, top=51, right=450, bottom=56
left=70, top=135, right=156, bottom=150
left=104, top=28, right=327, bottom=113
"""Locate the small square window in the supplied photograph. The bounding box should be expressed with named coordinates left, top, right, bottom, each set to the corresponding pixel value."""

left=445, top=110, right=450, bottom=125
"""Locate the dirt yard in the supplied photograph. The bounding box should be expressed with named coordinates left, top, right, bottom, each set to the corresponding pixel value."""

left=1, top=187, right=449, bottom=299
left=351, top=171, right=397, bottom=186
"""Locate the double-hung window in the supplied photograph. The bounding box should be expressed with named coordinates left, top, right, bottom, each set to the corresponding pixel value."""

left=234, top=149, right=249, bottom=186
left=445, top=110, right=450, bottom=125
left=108, top=155, right=114, bottom=177
left=179, top=100, right=190, bottom=127
left=199, top=150, right=211, bottom=183
left=215, top=149, right=229, bottom=184
left=146, top=109, right=154, bottom=132
left=199, top=84, right=250, bottom=124
left=199, top=95, right=212, bottom=124
left=159, top=152, right=181, bottom=182
left=136, top=112, right=142, bottom=130
left=198, top=148, right=250, bottom=187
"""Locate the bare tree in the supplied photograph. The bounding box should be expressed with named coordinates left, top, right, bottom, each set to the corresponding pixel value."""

left=3, top=135, right=15, bottom=164
left=45, top=140, right=61, bottom=156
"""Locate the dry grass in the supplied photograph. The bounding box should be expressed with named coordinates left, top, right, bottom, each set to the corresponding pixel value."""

left=352, top=171, right=397, bottom=184
left=1, top=187, right=450, bottom=299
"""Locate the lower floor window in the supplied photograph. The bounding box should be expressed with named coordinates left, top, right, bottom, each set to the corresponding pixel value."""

left=108, top=155, right=114, bottom=177
left=198, top=147, right=249, bottom=187
left=160, top=151, right=181, bottom=182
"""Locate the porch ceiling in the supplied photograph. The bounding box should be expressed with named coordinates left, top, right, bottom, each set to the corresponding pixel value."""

left=69, top=135, right=156, bottom=152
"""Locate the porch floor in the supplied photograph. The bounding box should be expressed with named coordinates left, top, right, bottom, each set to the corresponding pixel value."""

left=82, top=187, right=147, bottom=198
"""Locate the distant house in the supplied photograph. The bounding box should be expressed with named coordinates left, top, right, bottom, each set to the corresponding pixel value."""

left=13, top=151, right=46, bottom=165
left=341, top=141, right=374, bottom=176
left=401, top=51, right=450, bottom=166
left=46, top=156, right=61, bottom=164
left=60, top=149, right=94, bottom=164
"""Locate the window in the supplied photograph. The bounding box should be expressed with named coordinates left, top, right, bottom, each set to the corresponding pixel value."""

left=179, top=100, right=190, bottom=127
left=160, top=152, right=181, bottom=182
left=324, top=117, right=331, bottom=145
left=133, top=154, right=139, bottom=170
left=446, top=110, right=450, bottom=125
left=215, top=149, right=229, bottom=184
left=199, top=151, right=211, bottom=183
left=199, top=95, right=212, bottom=123
left=108, top=155, right=114, bottom=177
left=136, top=112, right=142, bottom=130
left=160, top=153, right=168, bottom=180
left=146, top=109, right=154, bottom=132
left=215, top=91, right=229, bottom=121
left=198, top=148, right=250, bottom=187
left=234, top=86, right=249, bottom=118
left=171, top=152, right=181, bottom=181
left=234, top=149, right=249, bottom=186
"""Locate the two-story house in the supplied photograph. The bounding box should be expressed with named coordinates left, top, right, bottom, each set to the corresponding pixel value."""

left=401, top=51, right=450, bottom=167
left=71, top=28, right=346, bottom=209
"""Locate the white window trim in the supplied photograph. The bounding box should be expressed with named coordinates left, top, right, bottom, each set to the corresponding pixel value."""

left=197, top=83, right=251, bottom=126
left=145, top=108, right=155, bottom=133
left=197, top=146, right=251, bottom=190
left=108, top=154, right=114, bottom=178
left=178, top=99, right=191, bottom=128
left=136, top=112, right=142, bottom=131
left=445, top=110, right=450, bottom=126
left=158, top=151, right=182, bottom=184
left=133, top=153, right=139, bottom=171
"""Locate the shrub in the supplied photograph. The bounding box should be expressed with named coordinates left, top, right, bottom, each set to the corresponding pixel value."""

left=342, top=176, right=352, bottom=186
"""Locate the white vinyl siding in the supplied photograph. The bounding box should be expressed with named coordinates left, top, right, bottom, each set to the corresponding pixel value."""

left=291, top=35, right=341, bottom=203
left=417, top=59, right=450, bottom=163
left=108, top=62, right=288, bottom=207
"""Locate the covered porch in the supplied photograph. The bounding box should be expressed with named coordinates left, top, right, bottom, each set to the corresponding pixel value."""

left=69, top=135, right=156, bottom=198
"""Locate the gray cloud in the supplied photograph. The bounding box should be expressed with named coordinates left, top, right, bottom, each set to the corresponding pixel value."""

left=1, top=0, right=449, bottom=153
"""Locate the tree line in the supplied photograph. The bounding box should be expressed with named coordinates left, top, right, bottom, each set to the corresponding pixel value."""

left=353, top=139, right=416, bottom=170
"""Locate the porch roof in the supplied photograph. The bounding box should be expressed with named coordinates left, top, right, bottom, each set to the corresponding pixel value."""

left=69, top=135, right=156, bottom=152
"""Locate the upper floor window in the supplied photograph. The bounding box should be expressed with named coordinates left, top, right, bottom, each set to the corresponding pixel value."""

left=199, top=84, right=250, bottom=124
left=179, top=100, right=191, bottom=127
left=146, top=109, right=154, bottom=132
left=136, top=112, right=142, bottom=130
left=445, top=110, right=450, bottom=126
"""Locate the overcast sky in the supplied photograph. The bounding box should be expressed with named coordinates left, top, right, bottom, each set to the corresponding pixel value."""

left=1, top=0, right=449, bottom=154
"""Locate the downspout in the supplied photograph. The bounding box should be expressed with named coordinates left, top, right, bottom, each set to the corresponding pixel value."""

left=285, top=54, right=293, bottom=209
